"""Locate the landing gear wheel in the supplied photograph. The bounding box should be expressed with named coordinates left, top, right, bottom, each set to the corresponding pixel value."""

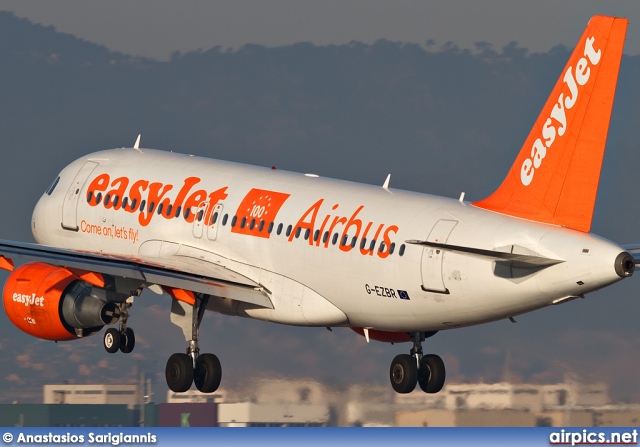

left=166, top=353, right=194, bottom=392
left=418, top=354, right=446, bottom=394
left=390, top=354, right=418, bottom=393
left=194, top=353, right=222, bottom=393
left=120, top=328, right=135, bottom=354
left=103, top=328, right=121, bottom=353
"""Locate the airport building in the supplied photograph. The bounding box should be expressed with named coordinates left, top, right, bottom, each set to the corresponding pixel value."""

left=0, top=377, right=638, bottom=427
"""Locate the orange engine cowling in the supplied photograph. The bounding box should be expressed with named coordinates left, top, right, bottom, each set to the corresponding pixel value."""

left=3, top=262, right=120, bottom=341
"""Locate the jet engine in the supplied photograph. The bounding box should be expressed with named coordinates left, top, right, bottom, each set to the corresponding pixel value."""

left=3, top=262, right=119, bottom=341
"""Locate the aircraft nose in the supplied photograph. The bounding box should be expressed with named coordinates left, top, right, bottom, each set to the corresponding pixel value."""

left=614, top=252, right=635, bottom=278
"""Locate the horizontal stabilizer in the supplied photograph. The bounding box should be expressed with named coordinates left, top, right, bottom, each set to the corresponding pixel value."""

left=405, top=240, right=563, bottom=267
left=621, top=244, right=640, bottom=264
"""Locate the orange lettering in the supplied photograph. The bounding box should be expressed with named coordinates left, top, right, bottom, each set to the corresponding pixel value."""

left=139, top=182, right=173, bottom=226
left=289, top=199, right=323, bottom=244
left=86, top=174, right=110, bottom=206
left=339, top=206, right=364, bottom=252
left=183, top=190, right=208, bottom=223
left=377, top=225, right=399, bottom=259
left=104, top=177, right=129, bottom=210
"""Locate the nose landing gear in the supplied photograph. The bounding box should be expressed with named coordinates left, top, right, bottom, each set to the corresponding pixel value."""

left=389, top=332, right=445, bottom=394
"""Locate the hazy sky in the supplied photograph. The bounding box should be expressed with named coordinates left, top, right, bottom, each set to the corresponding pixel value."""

left=1, top=1, right=640, bottom=60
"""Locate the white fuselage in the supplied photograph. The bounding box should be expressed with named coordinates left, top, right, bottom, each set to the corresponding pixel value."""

left=31, top=149, right=626, bottom=332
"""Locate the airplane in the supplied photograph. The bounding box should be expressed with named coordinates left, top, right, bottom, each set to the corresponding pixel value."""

left=0, top=15, right=636, bottom=395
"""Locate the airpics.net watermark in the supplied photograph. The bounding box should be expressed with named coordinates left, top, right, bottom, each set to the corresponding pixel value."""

left=549, top=428, right=638, bottom=446
left=2, top=432, right=157, bottom=445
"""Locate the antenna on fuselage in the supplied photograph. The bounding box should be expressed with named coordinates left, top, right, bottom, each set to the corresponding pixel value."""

left=133, top=134, right=142, bottom=153
left=382, top=174, right=391, bottom=192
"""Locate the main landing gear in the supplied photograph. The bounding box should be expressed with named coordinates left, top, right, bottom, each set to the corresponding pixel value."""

left=389, top=331, right=445, bottom=394
left=103, top=299, right=136, bottom=354
left=165, top=293, right=222, bottom=393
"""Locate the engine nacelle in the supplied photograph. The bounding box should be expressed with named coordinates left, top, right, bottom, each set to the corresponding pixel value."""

left=3, top=262, right=119, bottom=341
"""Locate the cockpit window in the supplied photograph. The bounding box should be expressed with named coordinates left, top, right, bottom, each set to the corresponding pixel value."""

left=45, top=177, right=60, bottom=196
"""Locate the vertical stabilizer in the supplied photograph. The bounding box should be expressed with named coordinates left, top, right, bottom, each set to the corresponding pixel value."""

left=473, top=16, right=627, bottom=233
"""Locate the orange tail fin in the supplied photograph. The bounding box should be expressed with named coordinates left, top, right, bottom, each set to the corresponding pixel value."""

left=473, top=16, right=627, bottom=233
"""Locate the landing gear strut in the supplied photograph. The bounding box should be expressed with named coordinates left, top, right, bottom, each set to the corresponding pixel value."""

left=165, top=293, right=222, bottom=393
left=389, top=331, right=445, bottom=394
left=103, top=298, right=136, bottom=354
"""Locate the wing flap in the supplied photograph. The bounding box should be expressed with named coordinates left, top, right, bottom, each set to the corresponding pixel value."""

left=0, top=240, right=273, bottom=309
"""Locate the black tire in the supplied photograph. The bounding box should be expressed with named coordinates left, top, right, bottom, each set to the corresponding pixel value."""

left=120, top=328, right=135, bottom=354
left=194, top=353, right=222, bottom=393
left=418, top=354, right=446, bottom=394
left=165, top=353, right=194, bottom=392
left=389, top=354, right=418, bottom=393
left=103, top=328, right=120, bottom=353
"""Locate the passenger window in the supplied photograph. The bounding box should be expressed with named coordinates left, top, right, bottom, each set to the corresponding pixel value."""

left=222, top=214, right=228, bottom=226
left=389, top=242, right=396, bottom=255
left=184, top=208, right=191, bottom=219
left=113, top=196, right=119, bottom=208
left=249, top=219, right=256, bottom=230
left=304, top=229, right=310, bottom=240
left=139, top=200, right=146, bottom=211
left=86, top=191, right=93, bottom=203
left=165, top=204, right=173, bottom=217
left=360, top=238, right=367, bottom=250
left=213, top=212, right=218, bottom=224
left=323, top=232, right=329, bottom=244
left=197, top=210, right=204, bottom=222
left=231, top=216, right=237, bottom=227
left=286, top=225, right=292, bottom=237
left=369, top=240, right=376, bottom=251
left=240, top=217, right=246, bottom=228
left=341, top=235, right=348, bottom=246
left=277, top=223, right=283, bottom=235
left=379, top=242, right=386, bottom=253
left=268, top=222, right=274, bottom=233
left=95, top=193, right=102, bottom=205
left=332, top=233, right=339, bottom=245
left=295, top=227, right=301, bottom=238
left=399, top=244, right=406, bottom=256
left=104, top=194, right=111, bottom=205
left=259, top=220, right=265, bottom=232
left=314, top=230, right=320, bottom=242
left=157, top=203, right=163, bottom=215
left=149, top=202, right=156, bottom=213
left=130, top=198, right=137, bottom=210
left=122, top=197, right=129, bottom=209
left=351, top=236, right=357, bottom=248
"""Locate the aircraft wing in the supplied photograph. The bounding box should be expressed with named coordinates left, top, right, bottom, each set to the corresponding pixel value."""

left=0, top=239, right=273, bottom=309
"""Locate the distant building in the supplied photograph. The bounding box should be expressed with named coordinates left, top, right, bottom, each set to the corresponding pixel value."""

left=36, top=377, right=640, bottom=427
left=166, top=389, right=226, bottom=404
left=218, top=402, right=329, bottom=427
left=43, top=384, right=139, bottom=409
